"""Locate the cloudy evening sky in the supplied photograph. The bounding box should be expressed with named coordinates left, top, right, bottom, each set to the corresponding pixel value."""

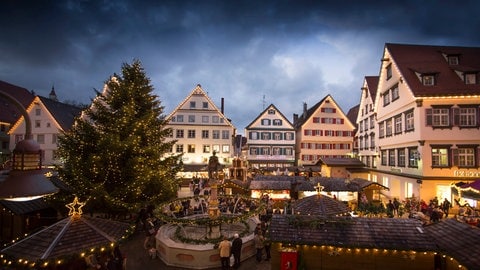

left=1, top=0, right=480, bottom=134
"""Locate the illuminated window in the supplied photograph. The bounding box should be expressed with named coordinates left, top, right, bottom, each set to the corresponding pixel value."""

left=222, top=145, right=230, bottom=153
left=422, top=74, right=435, bottom=86
left=454, top=147, right=476, bottom=167
left=405, top=182, right=413, bottom=198
left=408, top=148, right=419, bottom=168
left=203, top=145, right=210, bottom=153
left=431, top=146, right=450, bottom=167
left=187, top=144, right=195, bottom=153
left=213, top=144, right=220, bottom=153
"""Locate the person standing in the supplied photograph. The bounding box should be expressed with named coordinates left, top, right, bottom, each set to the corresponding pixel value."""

left=263, top=231, right=271, bottom=261
left=254, top=232, right=265, bottom=263
left=231, top=233, right=243, bottom=269
left=218, top=236, right=231, bottom=270
left=442, top=198, right=451, bottom=218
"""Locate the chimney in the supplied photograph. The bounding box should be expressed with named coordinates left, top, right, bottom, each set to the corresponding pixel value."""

left=303, top=102, right=307, bottom=119
left=221, top=97, right=224, bottom=114
left=293, top=113, right=298, bottom=123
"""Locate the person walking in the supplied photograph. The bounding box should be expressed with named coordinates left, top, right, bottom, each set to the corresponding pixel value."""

left=218, top=236, right=231, bottom=270
left=254, top=232, right=265, bottom=263
left=231, top=233, right=243, bottom=269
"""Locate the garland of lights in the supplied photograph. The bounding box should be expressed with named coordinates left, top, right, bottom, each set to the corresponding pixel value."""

left=154, top=194, right=265, bottom=227
left=173, top=220, right=250, bottom=245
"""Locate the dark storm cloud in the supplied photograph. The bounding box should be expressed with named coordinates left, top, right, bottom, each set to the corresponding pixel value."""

left=1, top=0, right=479, bottom=131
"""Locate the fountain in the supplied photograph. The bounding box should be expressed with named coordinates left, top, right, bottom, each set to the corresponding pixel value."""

left=154, top=153, right=262, bottom=269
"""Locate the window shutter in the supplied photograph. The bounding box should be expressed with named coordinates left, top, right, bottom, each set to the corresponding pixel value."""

left=452, top=148, right=459, bottom=166
left=341, top=119, right=344, bottom=124
left=426, top=108, right=433, bottom=126
left=333, top=118, right=337, bottom=124
left=321, top=118, right=325, bottom=123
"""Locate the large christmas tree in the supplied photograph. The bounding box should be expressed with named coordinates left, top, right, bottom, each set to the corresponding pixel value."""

left=56, top=60, right=182, bottom=214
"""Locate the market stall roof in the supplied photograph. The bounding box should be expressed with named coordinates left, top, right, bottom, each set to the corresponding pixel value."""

left=451, top=179, right=480, bottom=200
left=0, top=198, right=51, bottom=215
left=310, top=177, right=389, bottom=192
left=423, top=218, right=480, bottom=270
left=1, top=215, right=131, bottom=261
left=220, top=178, right=250, bottom=190
left=270, top=215, right=435, bottom=251
left=292, top=194, right=351, bottom=217
left=316, top=157, right=366, bottom=167
left=249, top=175, right=313, bottom=191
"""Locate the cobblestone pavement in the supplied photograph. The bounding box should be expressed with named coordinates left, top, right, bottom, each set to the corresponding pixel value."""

left=122, top=230, right=271, bottom=270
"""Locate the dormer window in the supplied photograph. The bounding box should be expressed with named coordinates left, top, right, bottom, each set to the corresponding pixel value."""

left=268, top=109, right=276, bottom=114
left=422, top=74, right=435, bottom=86
left=448, top=55, right=459, bottom=65
left=465, top=73, right=477, bottom=84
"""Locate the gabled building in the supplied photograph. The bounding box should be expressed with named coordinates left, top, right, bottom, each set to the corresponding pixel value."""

left=356, top=76, right=379, bottom=169
left=0, top=81, right=35, bottom=165
left=165, top=84, right=236, bottom=178
left=293, top=95, right=355, bottom=167
left=372, top=43, right=480, bottom=203
left=8, top=93, right=82, bottom=166
left=244, top=104, right=295, bottom=171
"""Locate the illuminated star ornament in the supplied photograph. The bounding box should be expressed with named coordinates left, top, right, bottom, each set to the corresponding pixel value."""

left=66, top=196, right=85, bottom=216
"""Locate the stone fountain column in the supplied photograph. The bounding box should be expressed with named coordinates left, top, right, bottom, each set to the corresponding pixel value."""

left=207, top=152, right=221, bottom=238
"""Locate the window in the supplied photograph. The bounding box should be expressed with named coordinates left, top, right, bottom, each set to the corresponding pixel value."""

left=465, top=73, right=477, bottom=84
left=369, top=115, right=375, bottom=130
left=261, top=147, right=269, bottom=155
left=313, top=117, right=320, bottom=123
left=222, top=145, right=230, bottom=153
left=176, top=115, right=184, bottom=122
left=422, top=74, right=435, bottom=86
left=454, top=107, right=477, bottom=127
left=370, top=135, right=375, bottom=149
left=202, top=130, right=209, bottom=139
left=190, top=101, right=196, bottom=108
left=389, top=149, right=396, bottom=166
left=268, top=109, right=276, bottom=114
left=203, top=145, right=210, bottom=153
left=405, top=110, right=414, bottom=131
left=212, top=116, right=219, bottom=123
left=187, top=130, right=196, bottom=138
left=379, top=122, right=385, bottom=138
left=213, top=144, right=220, bottom=153
left=176, top=144, right=184, bottom=153
left=222, top=130, right=230, bottom=139
left=202, top=116, right=209, bottom=123
left=203, top=102, right=208, bottom=109
left=408, top=148, right=419, bottom=168
left=383, top=90, right=390, bottom=106
left=188, top=115, right=195, bottom=123
left=262, top=132, right=271, bottom=140
left=322, top=108, right=336, bottom=113
left=391, top=85, right=399, bottom=101
left=273, top=132, right=282, bottom=140
left=398, top=148, right=406, bottom=167
left=35, top=109, right=41, bottom=116
left=250, top=148, right=258, bottom=155
left=364, top=118, right=369, bottom=131
left=431, top=145, right=450, bottom=167
left=212, top=130, right=220, bottom=139
left=187, top=144, right=195, bottom=153
left=426, top=107, right=450, bottom=127
left=35, top=120, right=41, bottom=128
left=273, top=119, right=282, bottom=126
left=176, top=129, right=184, bottom=138
left=261, top=119, right=271, bottom=126
left=249, top=131, right=258, bottom=140
left=285, top=132, right=294, bottom=140
left=364, top=134, right=369, bottom=149
left=394, top=115, right=402, bottom=134
left=272, top=147, right=280, bottom=155
left=381, top=150, right=387, bottom=166
left=386, top=64, right=392, bottom=80
left=448, top=55, right=459, bottom=65
left=37, top=134, right=45, bottom=144
left=52, top=134, right=57, bottom=144
left=453, top=146, right=476, bottom=167
left=405, top=182, right=413, bottom=198
left=385, top=119, right=392, bottom=136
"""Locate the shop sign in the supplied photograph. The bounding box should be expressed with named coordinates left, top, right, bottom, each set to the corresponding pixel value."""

left=453, top=170, right=480, bottom=177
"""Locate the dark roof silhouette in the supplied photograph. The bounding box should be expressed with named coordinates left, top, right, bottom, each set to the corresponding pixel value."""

left=0, top=80, right=35, bottom=124
left=38, top=96, right=83, bottom=131
left=292, top=194, right=350, bottom=217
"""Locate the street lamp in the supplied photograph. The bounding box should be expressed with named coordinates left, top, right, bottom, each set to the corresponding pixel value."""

left=0, top=90, right=58, bottom=201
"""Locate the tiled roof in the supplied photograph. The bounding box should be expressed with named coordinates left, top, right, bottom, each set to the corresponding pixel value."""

left=292, top=194, right=350, bottom=217
left=386, top=43, right=480, bottom=97
left=365, top=76, right=379, bottom=100
left=269, top=215, right=436, bottom=251
left=0, top=80, right=35, bottom=124
left=38, top=96, right=83, bottom=131
left=245, top=103, right=294, bottom=129
left=249, top=176, right=313, bottom=191
left=423, top=218, right=480, bottom=270
left=346, top=104, right=359, bottom=130
left=0, top=198, right=51, bottom=215
left=1, top=216, right=131, bottom=261
left=316, top=157, right=365, bottom=167
left=310, top=177, right=389, bottom=192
